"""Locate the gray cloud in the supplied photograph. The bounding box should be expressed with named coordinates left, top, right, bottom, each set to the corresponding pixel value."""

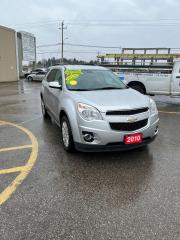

left=1, top=0, right=180, bottom=60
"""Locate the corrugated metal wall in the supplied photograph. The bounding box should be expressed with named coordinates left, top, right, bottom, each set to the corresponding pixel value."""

left=0, top=26, right=18, bottom=82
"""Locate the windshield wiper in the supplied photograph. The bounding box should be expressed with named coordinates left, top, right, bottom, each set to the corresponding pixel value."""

left=92, top=87, right=124, bottom=90
left=69, top=89, right=92, bottom=91
left=69, top=87, right=125, bottom=91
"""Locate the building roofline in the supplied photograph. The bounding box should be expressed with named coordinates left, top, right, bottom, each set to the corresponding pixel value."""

left=0, top=25, right=15, bottom=32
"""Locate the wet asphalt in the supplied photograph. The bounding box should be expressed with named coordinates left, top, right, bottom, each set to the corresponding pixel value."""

left=0, top=80, right=180, bottom=240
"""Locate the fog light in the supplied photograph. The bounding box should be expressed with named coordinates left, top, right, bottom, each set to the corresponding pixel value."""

left=82, top=131, right=94, bottom=142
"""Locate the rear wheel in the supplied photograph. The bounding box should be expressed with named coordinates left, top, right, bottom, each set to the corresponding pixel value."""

left=61, top=116, right=75, bottom=152
left=130, top=84, right=145, bottom=94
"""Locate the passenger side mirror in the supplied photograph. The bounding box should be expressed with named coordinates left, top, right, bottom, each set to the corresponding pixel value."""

left=49, top=82, right=62, bottom=89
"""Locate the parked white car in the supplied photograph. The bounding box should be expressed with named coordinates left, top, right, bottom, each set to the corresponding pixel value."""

left=27, top=71, right=47, bottom=81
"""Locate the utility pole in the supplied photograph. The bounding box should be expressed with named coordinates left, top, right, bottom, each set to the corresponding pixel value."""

left=59, top=21, right=67, bottom=64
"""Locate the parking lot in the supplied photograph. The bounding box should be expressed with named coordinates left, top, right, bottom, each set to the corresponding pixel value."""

left=0, top=79, right=180, bottom=240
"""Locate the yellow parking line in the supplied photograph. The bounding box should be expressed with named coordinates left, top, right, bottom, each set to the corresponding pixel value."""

left=159, top=110, right=180, bottom=115
left=0, top=120, right=6, bottom=124
left=0, top=145, right=32, bottom=153
left=0, top=121, right=38, bottom=205
left=0, top=166, right=27, bottom=175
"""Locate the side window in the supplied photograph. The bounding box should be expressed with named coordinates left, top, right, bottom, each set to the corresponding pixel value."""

left=37, top=72, right=45, bottom=75
left=47, top=69, right=58, bottom=82
left=54, top=70, right=63, bottom=85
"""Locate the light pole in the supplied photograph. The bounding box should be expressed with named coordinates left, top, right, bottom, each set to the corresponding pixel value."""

left=59, top=21, right=67, bottom=64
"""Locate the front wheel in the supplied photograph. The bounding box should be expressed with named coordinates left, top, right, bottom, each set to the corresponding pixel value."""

left=41, top=98, right=49, bottom=119
left=27, top=76, right=33, bottom=81
left=61, top=116, right=75, bottom=152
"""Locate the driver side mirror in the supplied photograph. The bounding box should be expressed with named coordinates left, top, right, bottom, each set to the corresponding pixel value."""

left=49, top=82, right=62, bottom=89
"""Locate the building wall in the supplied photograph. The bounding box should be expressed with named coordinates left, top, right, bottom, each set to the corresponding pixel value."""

left=0, top=26, right=18, bottom=82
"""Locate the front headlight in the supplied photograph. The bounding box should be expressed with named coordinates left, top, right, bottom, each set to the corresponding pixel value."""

left=150, top=99, right=158, bottom=115
left=77, top=103, right=103, bottom=121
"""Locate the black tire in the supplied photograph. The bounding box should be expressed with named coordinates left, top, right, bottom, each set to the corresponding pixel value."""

left=131, top=85, right=145, bottom=94
left=60, top=116, right=75, bottom=152
left=28, top=76, right=33, bottom=81
left=25, top=74, right=29, bottom=79
left=41, top=98, right=49, bottom=119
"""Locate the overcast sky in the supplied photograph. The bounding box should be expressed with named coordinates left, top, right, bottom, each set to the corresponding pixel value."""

left=1, top=0, right=180, bottom=61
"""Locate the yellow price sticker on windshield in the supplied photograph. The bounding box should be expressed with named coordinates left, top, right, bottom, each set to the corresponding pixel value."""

left=70, top=80, right=78, bottom=85
left=65, top=69, right=83, bottom=86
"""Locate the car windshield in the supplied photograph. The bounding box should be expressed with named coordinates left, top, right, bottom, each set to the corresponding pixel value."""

left=65, top=69, right=127, bottom=91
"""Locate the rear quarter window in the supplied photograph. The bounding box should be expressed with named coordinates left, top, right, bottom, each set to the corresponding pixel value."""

left=47, top=69, right=58, bottom=82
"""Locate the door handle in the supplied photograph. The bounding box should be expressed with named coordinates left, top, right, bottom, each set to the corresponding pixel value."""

left=176, top=76, right=180, bottom=78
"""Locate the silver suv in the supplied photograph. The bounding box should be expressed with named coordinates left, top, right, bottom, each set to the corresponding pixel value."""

left=41, top=65, right=159, bottom=152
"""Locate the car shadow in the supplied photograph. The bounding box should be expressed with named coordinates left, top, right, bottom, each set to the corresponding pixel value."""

left=42, top=119, right=154, bottom=207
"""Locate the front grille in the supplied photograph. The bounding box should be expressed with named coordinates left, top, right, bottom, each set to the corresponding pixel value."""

left=106, top=107, right=149, bottom=116
left=109, top=119, right=148, bottom=131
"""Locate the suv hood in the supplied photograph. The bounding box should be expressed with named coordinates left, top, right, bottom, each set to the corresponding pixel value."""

left=71, top=89, right=150, bottom=112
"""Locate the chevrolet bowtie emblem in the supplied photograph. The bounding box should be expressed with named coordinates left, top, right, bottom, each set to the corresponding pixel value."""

left=127, top=116, right=138, bottom=122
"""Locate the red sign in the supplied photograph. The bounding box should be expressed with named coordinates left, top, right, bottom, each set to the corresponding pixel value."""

left=125, top=133, right=142, bottom=145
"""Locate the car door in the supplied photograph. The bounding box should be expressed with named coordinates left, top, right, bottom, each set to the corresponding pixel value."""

left=43, top=69, right=58, bottom=112
left=33, top=72, right=39, bottom=81
left=171, top=62, right=180, bottom=96
left=145, top=73, right=171, bottom=94
left=49, top=69, right=63, bottom=121
left=36, top=72, right=46, bottom=81
left=31, top=70, right=39, bottom=79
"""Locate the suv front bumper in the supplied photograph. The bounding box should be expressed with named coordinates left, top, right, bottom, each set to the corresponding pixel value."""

left=74, top=117, right=159, bottom=152
left=74, top=135, right=157, bottom=152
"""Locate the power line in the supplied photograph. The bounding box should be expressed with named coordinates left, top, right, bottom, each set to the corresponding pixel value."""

left=37, top=50, right=102, bottom=54
left=66, top=43, right=121, bottom=49
left=37, top=42, right=121, bottom=49
left=13, top=19, right=62, bottom=27
left=37, top=43, right=60, bottom=48
left=36, top=47, right=180, bottom=55
left=67, top=23, right=180, bottom=26
left=12, top=18, right=180, bottom=25
left=13, top=23, right=180, bottom=29
left=11, top=18, right=180, bottom=29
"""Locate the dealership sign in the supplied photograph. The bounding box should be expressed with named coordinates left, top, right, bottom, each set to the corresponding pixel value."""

left=20, top=31, right=36, bottom=61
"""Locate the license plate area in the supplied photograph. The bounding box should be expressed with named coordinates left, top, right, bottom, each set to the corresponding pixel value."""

left=125, top=133, right=142, bottom=145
